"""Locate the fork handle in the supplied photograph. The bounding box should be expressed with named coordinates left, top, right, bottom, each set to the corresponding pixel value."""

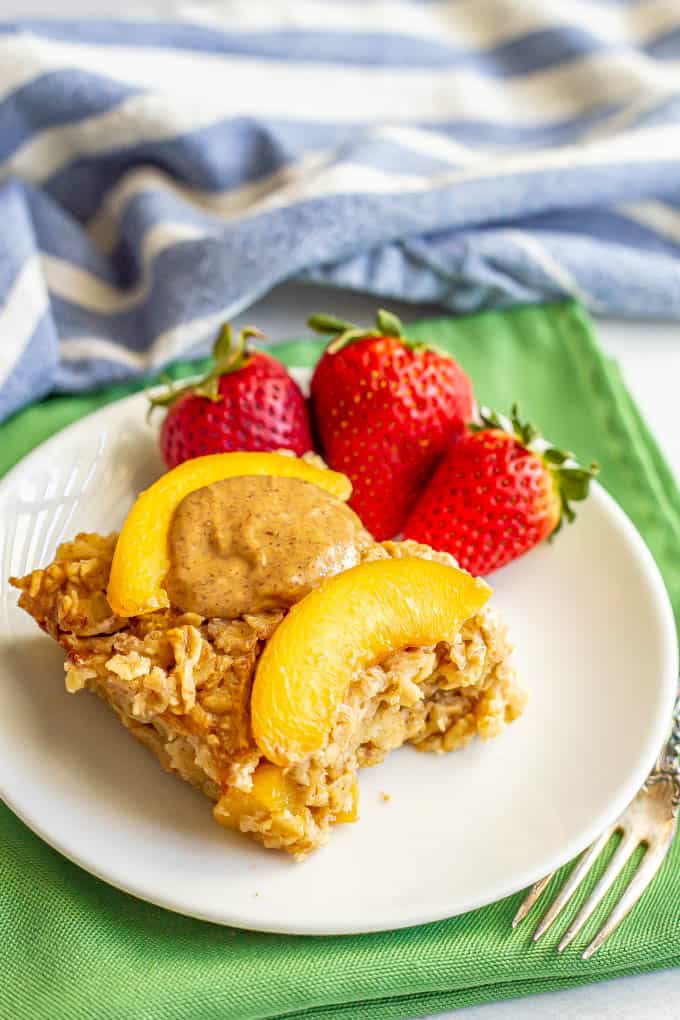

left=645, top=686, right=680, bottom=810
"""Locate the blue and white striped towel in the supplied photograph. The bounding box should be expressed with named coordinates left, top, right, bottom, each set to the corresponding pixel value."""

left=1, top=1, right=680, bottom=422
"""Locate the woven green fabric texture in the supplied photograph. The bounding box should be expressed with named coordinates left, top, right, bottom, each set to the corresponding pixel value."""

left=1, top=300, right=678, bottom=1020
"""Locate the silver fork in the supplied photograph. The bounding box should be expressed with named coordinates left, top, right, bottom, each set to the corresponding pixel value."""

left=513, top=689, right=680, bottom=959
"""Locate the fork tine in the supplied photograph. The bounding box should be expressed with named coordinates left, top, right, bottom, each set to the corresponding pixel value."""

left=582, top=837, right=674, bottom=960
left=532, top=828, right=613, bottom=942
left=557, top=831, right=638, bottom=953
left=512, top=874, right=552, bottom=928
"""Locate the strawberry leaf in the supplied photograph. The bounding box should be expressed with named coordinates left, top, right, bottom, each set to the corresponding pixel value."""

left=473, top=403, right=599, bottom=534
left=326, top=327, right=372, bottom=354
left=473, top=407, right=505, bottom=431
left=543, top=446, right=571, bottom=465
left=213, top=322, right=233, bottom=361
left=241, top=326, right=265, bottom=344
left=308, top=307, right=435, bottom=356
left=375, top=308, right=403, bottom=337
left=307, top=313, right=358, bottom=335
left=559, top=466, right=598, bottom=501
left=510, top=403, right=539, bottom=446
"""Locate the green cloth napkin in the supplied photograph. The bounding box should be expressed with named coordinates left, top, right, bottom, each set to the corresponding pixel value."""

left=1, top=300, right=678, bottom=1020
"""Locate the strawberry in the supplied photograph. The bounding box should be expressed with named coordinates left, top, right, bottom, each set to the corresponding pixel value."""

left=150, top=323, right=313, bottom=468
left=404, top=406, right=598, bottom=575
left=308, top=308, right=474, bottom=539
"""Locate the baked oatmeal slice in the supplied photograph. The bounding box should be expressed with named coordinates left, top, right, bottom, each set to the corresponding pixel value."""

left=11, top=533, right=525, bottom=857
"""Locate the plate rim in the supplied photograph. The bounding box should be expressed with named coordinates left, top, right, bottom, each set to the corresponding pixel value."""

left=0, top=385, right=677, bottom=935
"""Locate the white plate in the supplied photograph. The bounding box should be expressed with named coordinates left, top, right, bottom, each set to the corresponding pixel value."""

left=0, top=375, right=677, bottom=935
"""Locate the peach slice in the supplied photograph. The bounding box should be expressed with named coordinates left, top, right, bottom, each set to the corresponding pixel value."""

left=214, top=764, right=359, bottom=831
left=107, top=452, right=352, bottom=617
left=334, top=776, right=359, bottom=824
left=213, top=763, right=303, bottom=828
left=251, top=558, right=491, bottom=766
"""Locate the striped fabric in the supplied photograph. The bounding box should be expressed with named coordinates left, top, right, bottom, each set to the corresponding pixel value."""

left=1, top=2, right=680, bottom=422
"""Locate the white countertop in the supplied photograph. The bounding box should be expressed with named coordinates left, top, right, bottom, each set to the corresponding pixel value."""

left=236, top=283, right=680, bottom=1020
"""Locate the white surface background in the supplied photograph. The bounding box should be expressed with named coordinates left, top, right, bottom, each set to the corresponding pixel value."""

left=1, top=0, right=678, bottom=1013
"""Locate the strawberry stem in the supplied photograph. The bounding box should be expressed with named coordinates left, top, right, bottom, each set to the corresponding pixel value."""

left=306, top=307, right=437, bottom=356
left=147, top=322, right=264, bottom=416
